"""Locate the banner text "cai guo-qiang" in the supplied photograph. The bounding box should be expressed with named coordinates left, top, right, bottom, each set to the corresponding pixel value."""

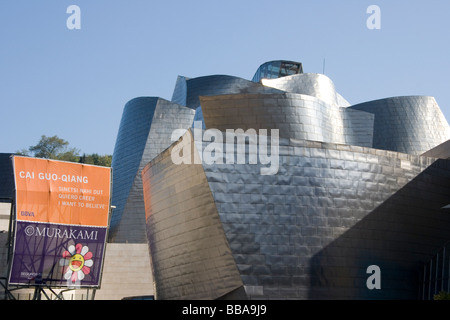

left=18, top=171, right=89, bottom=183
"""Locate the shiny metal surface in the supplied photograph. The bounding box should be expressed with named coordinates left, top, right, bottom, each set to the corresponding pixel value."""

left=200, top=93, right=374, bottom=148
left=350, top=96, right=450, bottom=155
left=142, top=131, right=450, bottom=299
left=142, top=132, right=244, bottom=300
left=110, top=59, right=450, bottom=299
left=110, top=97, right=195, bottom=242
left=261, top=73, right=347, bottom=108
left=172, top=74, right=283, bottom=110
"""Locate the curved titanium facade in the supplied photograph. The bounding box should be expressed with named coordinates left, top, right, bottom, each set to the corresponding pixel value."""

left=143, top=130, right=450, bottom=299
left=350, top=96, right=450, bottom=155
left=200, top=93, right=374, bottom=147
left=110, top=59, right=450, bottom=299
left=110, top=97, right=195, bottom=242
left=142, top=139, right=245, bottom=299
left=172, top=74, right=283, bottom=110
left=261, top=73, right=350, bottom=108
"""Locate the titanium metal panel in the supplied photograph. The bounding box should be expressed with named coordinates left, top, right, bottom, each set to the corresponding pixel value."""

left=141, top=129, right=450, bottom=299
left=421, top=139, right=450, bottom=159
left=142, top=131, right=244, bottom=300
left=172, top=74, right=284, bottom=110
left=112, top=59, right=450, bottom=300
left=350, top=96, right=450, bottom=155
left=200, top=93, right=374, bottom=148
left=110, top=97, right=195, bottom=242
left=171, top=75, right=188, bottom=107
left=261, top=73, right=346, bottom=108
left=110, top=97, right=158, bottom=239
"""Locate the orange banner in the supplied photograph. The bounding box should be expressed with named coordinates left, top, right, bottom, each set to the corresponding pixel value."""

left=13, top=156, right=111, bottom=227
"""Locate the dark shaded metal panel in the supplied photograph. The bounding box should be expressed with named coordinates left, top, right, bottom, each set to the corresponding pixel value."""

left=142, top=130, right=243, bottom=300
left=309, top=157, right=450, bottom=299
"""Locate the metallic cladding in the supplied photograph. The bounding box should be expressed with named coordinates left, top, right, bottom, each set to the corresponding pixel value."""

left=200, top=93, right=374, bottom=148
left=350, top=96, right=450, bottom=155
left=110, top=97, right=195, bottom=242
left=261, top=73, right=342, bottom=107
left=111, top=59, right=450, bottom=299
left=110, top=97, right=158, bottom=236
left=142, top=130, right=244, bottom=300
left=142, top=131, right=450, bottom=299
left=173, top=74, right=284, bottom=110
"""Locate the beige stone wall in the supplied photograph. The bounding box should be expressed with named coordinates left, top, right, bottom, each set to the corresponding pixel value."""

left=95, top=243, right=154, bottom=300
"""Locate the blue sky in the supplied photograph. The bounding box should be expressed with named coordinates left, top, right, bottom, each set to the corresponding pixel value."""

left=1, top=0, right=449, bottom=155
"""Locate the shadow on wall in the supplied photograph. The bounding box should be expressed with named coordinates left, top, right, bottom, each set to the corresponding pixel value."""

left=309, top=159, right=450, bottom=300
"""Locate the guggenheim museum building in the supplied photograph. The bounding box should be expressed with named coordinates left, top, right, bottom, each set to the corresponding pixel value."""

left=108, top=60, right=450, bottom=299
left=106, top=60, right=450, bottom=299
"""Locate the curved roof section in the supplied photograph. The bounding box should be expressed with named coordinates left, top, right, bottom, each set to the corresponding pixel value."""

left=200, top=92, right=374, bottom=148
left=350, top=96, right=450, bottom=155
left=261, top=73, right=348, bottom=108
left=171, top=74, right=283, bottom=109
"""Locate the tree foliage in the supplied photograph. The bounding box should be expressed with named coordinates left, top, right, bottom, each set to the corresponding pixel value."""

left=17, top=135, right=112, bottom=167
left=79, top=153, right=112, bottom=167
left=434, top=291, right=450, bottom=300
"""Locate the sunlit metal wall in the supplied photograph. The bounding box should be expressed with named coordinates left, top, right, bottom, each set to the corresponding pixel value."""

left=350, top=96, right=450, bottom=155
left=142, top=133, right=245, bottom=300
left=200, top=93, right=374, bottom=147
left=261, top=73, right=346, bottom=108
left=142, top=130, right=450, bottom=299
left=110, top=98, right=195, bottom=242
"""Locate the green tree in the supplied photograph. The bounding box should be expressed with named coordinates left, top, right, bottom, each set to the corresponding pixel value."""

left=79, top=153, right=112, bottom=167
left=17, top=135, right=112, bottom=167
left=21, top=135, right=80, bottom=160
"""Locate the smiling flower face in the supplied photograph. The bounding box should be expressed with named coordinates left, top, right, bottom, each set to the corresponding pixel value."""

left=59, top=243, right=93, bottom=283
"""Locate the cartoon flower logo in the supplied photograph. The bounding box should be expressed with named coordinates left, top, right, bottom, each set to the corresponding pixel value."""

left=59, top=243, right=93, bottom=282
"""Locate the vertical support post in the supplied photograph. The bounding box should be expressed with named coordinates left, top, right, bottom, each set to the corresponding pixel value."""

left=429, top=260, right=432, bottom=300
left=422, top=264, right=426, bottom=300
left=442, top=247, right=446, bottom=292
left=435, top=254, right=439, bottom=296
left=6, top=198, right=14, bottom=264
